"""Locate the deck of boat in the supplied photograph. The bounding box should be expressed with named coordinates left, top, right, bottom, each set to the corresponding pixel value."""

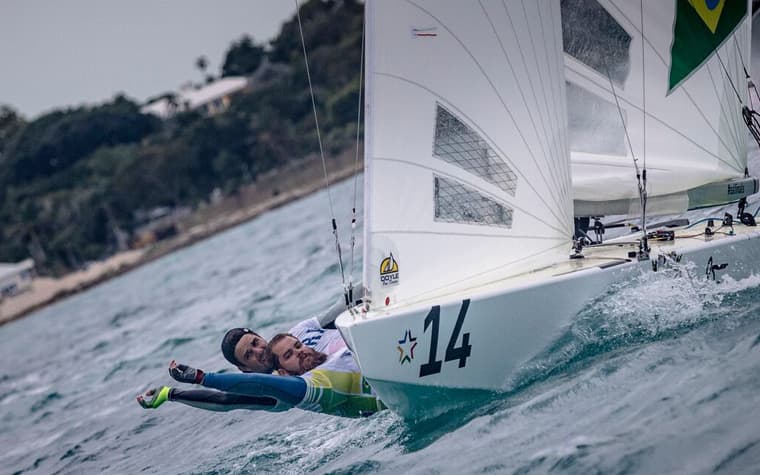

left=362, top=219, right=760, bottom=318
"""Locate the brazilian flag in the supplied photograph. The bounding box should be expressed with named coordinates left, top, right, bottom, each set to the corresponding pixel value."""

left=668, top=0, right=747, bottom=93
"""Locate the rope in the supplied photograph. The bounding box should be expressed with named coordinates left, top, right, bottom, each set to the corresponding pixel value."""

left=743, top=106, right=760, bottom=151
left=294, top=0, right=348, bottom=294
left=732, top=35, right=760, bottom=111
left=607, top=74, right=640, bottom=179
left=733, top=35, right=750, bottom=80
left=716, top=51, right=743, bottom=105
left=734, top=45, right=760, bottom=152
left=606, top=70, right=647, bottom=250
left=685, top=217, right=724, bottom=229
left=348, top=16, right=365, bottom=304
left=724, top=29, right=760, bottom=159
left=638, top=0, right=649, bottom=255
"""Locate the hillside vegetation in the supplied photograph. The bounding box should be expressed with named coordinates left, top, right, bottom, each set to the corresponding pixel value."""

left=0, top=0, right=363, bottom=276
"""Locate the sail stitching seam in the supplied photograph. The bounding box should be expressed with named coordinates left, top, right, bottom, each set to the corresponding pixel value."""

left=404, top=0, right=571, bottom=227
left=569, top=67, right=745, bottom=173
left=375, top=71, right=570, bottom=234
left=373, top=155, right=569, bottom=236
left=515, top=0, right=571, bottom=207
left=485, top=0, right=569, bottom=207
left=534, top=0, right=572, bottom=202
left=547, top=0, right=573, bottom=198
left=704, top=56, right=746, bottom=170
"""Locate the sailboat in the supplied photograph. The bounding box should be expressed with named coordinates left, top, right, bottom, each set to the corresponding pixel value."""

left=335, top=0, right=760, bottom=418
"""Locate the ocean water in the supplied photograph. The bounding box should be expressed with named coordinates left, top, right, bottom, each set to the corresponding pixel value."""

left=2, top=174, right=760, bottom=475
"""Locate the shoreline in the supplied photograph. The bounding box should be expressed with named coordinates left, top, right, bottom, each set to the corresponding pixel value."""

left=0, top=154, right=360, bottom=327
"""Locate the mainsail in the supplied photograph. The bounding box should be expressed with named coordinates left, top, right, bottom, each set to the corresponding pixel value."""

left=562, top=0, right=757, bottom=216
left=362, top=0, right=572, bottom=307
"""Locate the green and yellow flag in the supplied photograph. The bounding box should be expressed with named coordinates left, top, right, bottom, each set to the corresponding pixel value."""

left=668, top=0, right=747, bottom=93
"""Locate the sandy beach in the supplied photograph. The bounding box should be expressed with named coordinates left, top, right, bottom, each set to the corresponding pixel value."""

left=0, top=250, right=146, bottom=325
left=0, top=152, right=360, bottom=326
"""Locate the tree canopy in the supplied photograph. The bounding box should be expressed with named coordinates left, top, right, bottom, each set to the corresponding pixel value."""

left=0, top=0, right=364, bottom=276
left=221, top=36, right=265, bottom=77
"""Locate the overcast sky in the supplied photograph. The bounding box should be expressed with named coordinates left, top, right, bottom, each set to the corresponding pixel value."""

left=0, top=1, right=294, bottom=119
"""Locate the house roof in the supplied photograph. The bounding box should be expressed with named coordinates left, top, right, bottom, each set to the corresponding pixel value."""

left=181, top=77, right=248, bottom=109
left=140, top=77, right=248, bottom=118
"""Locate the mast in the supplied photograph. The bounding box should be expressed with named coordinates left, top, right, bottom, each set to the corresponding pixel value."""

left=361, top=0, right=376, bottom=309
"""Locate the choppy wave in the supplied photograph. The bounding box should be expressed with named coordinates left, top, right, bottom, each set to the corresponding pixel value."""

left=510, top=264, right=760, bottom=392
left=2, top=177, right=760, bottom=474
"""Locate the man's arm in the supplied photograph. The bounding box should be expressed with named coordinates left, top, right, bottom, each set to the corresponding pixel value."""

left=167, top=362, right=386, bottom=418
left=169, top=362, right=307, bottom=406
left=137, top=386, right=290, bottom=412
left=200, top=372, right=307, bottom=406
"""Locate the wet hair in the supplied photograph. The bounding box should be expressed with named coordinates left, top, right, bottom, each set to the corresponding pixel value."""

left=221, top=327, right=260, bottom=367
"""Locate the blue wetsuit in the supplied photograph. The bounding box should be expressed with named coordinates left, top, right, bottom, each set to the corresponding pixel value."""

left=200, top=348, right=383, bottom=417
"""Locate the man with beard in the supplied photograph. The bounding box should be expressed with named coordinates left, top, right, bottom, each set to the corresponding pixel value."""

left=265, top=334, right=382, bottom=415
left=220, top=286, right=363, bottom=373
left=137, top=334, right=384, bottom=418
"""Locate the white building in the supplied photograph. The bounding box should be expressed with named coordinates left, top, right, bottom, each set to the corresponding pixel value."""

left=0, top=259, right=35, bottom=299
left=141, top=77, right=249, bottom=119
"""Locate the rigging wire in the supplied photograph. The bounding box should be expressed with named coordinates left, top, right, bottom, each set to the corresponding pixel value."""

left=728, top=26, right=760, bottom=174
left=347, top=15, right=365, bottom=305
left=606, top=68, right=647, bottom=258
left=732, top=31, right=757, bottom=106
left=716, top=51, right=743, bottom=105
left=737, top=39, right=760, bottom=156
left=639, top=0, right=649, bottom=257
left=294, top=0, right=349, bottom=301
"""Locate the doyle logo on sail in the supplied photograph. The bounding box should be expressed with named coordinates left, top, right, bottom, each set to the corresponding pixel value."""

left=379, top=252, right=400, bottom=287
left=668, top=0, right=747, bottom=93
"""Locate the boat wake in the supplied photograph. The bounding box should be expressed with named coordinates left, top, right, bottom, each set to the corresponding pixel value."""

left=509, top=264, right=760, bottom=393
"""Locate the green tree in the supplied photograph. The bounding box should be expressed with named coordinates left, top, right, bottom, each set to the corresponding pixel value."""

left=0, top=105, right=25, bottom=154
left=0, top=95, right=159, bottom=186
left=221, top=35, right=265, bottom=77
left=0, top=0, right=366, bottom=275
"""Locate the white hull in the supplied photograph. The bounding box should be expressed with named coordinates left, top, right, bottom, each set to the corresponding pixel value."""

left=337, top=223, right=760, bottom=418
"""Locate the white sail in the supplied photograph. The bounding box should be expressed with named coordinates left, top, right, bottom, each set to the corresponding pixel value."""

left=362, top=0, right=572, bottom=307
left=562, top=0, right=754, bottom=216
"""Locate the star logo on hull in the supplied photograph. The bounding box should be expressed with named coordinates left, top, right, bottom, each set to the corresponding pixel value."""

left=397, top=329, right=417, bottom=364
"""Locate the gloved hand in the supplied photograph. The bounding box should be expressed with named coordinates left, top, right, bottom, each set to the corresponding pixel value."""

left=168, top=360, right=205, bottom=384
left=137, top=386, right=172, bottom=409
